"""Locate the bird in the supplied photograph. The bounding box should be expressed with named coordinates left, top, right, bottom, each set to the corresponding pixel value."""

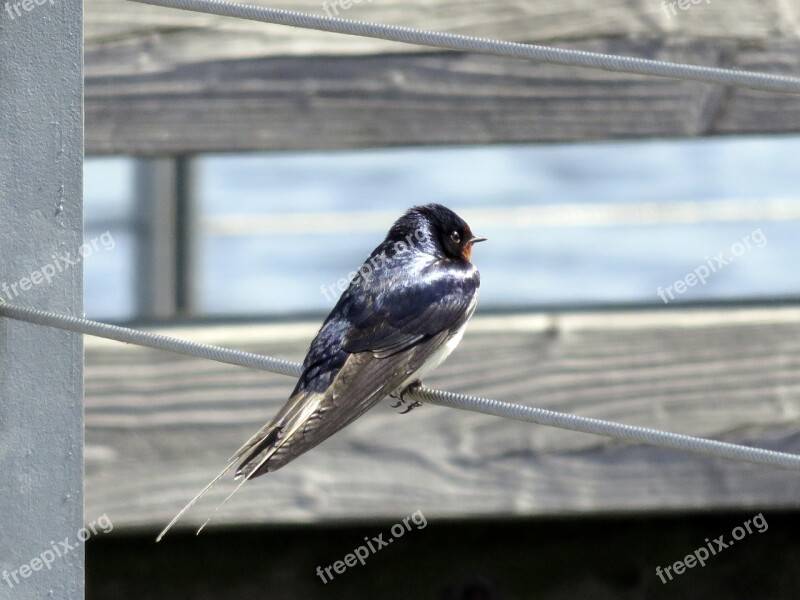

left=156, top=204, right=485, bottom=541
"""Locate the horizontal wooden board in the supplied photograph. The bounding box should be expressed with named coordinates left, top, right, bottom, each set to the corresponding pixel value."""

left=84, top=306, right=800, bottom=531
left=84, top=37, right=800, bottom=154
left=88, top=0, right=800, bottom=65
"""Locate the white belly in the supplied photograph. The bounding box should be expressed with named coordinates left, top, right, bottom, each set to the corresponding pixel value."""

left=422, top=322, right=467, bottom=376
left=396, top=319, right=470, bottom=392
left=394, top=288, right=478, bottom=393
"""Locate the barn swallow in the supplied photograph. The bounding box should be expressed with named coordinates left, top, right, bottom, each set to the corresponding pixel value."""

left=157, top=204, right=485, bottom=540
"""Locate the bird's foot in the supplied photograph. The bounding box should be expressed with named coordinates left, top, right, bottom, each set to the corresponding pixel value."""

left=391, top=380, right=423, bottom=414
left=399, top=401, right=422, bottom=415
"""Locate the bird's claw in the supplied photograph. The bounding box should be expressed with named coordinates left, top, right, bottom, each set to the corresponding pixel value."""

left=392, top=380, right=423, bottom=414
left=399, top=401, right=422, bottom=414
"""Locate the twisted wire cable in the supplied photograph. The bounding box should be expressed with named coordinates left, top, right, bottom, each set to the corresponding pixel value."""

left=131, top=0, right=800, bottom=94
left=2, top=301, right=799, bottom=471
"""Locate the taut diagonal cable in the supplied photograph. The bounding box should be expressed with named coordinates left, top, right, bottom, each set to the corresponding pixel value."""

left=131, top=0, right=800, bottom=94
left=2, top=301, right=800, bottom=471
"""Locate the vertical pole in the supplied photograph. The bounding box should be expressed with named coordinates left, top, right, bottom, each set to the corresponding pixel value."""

left=134, top=155, right=198, bottom=319
left=175, top=156, right=198, bottom=317
left=0, top=1, right=85, bottom=598
left=135, top=158, right=178, bottom=318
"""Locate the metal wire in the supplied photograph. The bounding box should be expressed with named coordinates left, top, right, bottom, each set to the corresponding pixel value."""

left=131, top=0, right=800, bottom=94
left=2, top=301, right=799, bottom=471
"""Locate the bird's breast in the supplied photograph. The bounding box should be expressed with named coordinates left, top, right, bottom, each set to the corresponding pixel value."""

left=395, top=286, right=477, bottom=393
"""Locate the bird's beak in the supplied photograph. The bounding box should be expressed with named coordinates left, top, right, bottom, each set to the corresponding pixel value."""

left=463, top=235, right=486, bottom=261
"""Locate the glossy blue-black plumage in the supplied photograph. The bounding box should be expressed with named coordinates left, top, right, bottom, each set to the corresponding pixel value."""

left=294, top=204, right=480, bottom=395
left=235, top=204, right=482, bottom=477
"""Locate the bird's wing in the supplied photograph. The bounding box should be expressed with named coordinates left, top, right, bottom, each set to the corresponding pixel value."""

left=342, top=263, right=478, bottom=357
left=236, top=329, right=450, bottom=478
left=236, top=264, right=480, bottom=477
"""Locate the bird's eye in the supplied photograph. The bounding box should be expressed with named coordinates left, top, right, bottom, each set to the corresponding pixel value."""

left=450, top=231, right=461, bottom=244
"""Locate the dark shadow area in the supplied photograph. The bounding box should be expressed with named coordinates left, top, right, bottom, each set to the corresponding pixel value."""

left=88, top=511, right=800, bottom=599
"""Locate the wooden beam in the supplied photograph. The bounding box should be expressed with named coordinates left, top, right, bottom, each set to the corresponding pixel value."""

left=84, top=37, right=800, bottom=154
left=84, top=0, right=800, bottom=152
left=85, top=306, right=800, bottom=530
left=87, top=0, right=800, bottom=63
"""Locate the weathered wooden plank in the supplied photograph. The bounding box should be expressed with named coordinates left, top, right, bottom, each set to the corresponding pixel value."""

left=88, top=0, right=800, bottom=65
left=84, top=37, right=800, bottom=154
left=85, top=0, right=800, bottom=151
left=85, top=307, right=800, bottom=530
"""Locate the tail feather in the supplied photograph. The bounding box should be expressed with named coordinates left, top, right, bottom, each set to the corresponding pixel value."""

left=156, top=391, right=324, bottom=541
left=155, top=457, right=238, bottom=543
left=234, top=391, right=326, bottom=479
left=155, top=424, right=283, bottom=542
left=235, top=426, right=281, bottom=476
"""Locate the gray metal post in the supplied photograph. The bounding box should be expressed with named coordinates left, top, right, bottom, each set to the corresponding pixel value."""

left=0, top=2, right=85, bottom=599
left=135, top=158, right=178, bottom=318
left=175, top=156, right=199, bottom=316
left=134, top=156, right=198, bottom=319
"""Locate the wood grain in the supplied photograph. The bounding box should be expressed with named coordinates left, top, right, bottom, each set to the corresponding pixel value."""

left=85, top=307, right=800, bottom=530
left=84, top=37, right=800, bottom=154
left=87, top=0, right=800, bottom=63
left=84, top=0, right=800, bottom=153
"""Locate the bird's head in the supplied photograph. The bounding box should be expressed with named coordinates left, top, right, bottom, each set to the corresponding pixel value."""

left=387, top=204, right=486, bottom=263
